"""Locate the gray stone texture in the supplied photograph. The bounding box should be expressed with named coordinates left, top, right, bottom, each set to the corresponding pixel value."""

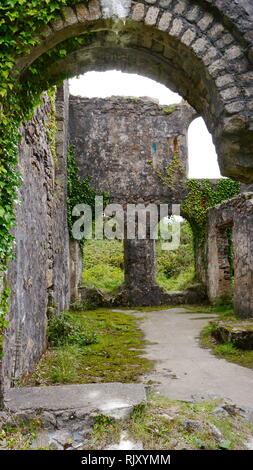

left=69, top=96, right=196, bottom=204
left=3, top=85, right=70, bottom=388
left=207, top=193, right=253, bottom=318
left=10, top=1, right=253, bottom=182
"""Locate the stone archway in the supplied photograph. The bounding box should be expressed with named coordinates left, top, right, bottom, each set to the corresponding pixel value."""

left=15, top=0, right=253, bottom=182
left=2, top=0, right=253, bottom=404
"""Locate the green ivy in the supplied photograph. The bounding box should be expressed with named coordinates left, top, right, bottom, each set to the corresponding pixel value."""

left=0, top=0, right=90, bottom=347
left=182, top=179, right=241, bottom=247
left=67, top=145, right=109, bottom=242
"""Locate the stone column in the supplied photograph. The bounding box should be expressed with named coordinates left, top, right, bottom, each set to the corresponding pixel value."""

left=233, top=214, right=253, bottom=318
left=124, top=238, right=156, bottom=290
left=122, top=212, right=160, bottom=306
left=69, top=240, right=83, bottom=303
left=207, top=224, right=233, bottom=303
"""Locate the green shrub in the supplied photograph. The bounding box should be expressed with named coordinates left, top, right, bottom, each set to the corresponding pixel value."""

left=47, top=312, right=97, bottom=347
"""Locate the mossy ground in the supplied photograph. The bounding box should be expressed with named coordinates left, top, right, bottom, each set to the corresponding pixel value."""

left=0, top=416, right=41, bottom=450
left=20, top=309, right=154, bottom=386
left=85, top=393, right=253, bottom=450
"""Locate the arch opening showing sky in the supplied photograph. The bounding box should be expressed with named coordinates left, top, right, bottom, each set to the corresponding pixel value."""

left=69, top=71, right=221, bottom=179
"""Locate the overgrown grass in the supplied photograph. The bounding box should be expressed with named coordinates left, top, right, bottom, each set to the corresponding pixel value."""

left=83, top=239, right=123, bottom=292
left=82, top=221, right=195, bottom=293
left=20, top=309, right=153, bottom=386
left=85, top=393, right=253, bottom=450
left=184, top=302, right=236, bottom=320
left=200, top=326, right=253, bottom=369
left=0, top=416, right=41, bottom=450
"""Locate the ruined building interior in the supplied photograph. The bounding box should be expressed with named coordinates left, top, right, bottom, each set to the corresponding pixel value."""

left=1, top=1, right=253, bottom=428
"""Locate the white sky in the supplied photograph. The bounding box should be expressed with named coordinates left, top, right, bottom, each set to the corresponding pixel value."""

left=69, top=71, right=221, bottom=179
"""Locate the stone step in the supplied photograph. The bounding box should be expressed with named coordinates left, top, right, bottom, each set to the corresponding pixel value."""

left=5, top=382, right=147, bottom=419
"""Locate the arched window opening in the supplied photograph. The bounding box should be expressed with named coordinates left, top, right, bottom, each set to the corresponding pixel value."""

left=188, top=117, right=221, bottom=179
left=156, top=217, right=195, bottom=292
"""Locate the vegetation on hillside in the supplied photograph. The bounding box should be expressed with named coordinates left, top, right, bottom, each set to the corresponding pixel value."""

left=82, top=220, right=195, bottom=293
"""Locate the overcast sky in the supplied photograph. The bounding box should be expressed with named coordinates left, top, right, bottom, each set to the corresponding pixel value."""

left=69, top=71, right=221, bottom=179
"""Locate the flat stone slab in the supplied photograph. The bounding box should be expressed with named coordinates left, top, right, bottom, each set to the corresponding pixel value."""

left=5, top=383, right=147, bottom=414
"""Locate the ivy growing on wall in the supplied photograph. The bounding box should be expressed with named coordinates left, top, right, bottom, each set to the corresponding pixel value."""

left=67, top=145, right=109, bottom=244
left=182, top=178, right=241, bottom=243
left=0, top=0, right=91, bottom=349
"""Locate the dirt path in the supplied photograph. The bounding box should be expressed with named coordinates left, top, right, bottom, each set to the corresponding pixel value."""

left=130, top=308, right=253, bottom=409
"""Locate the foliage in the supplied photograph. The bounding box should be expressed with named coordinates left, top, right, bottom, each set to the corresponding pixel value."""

left=148, top=136, right=185, bottom=188
left=156, top=220, right=195, bottom=290
left=0, top=0, right=92, bottom=346
left=47, top=311, right=97, bottom=347
left=82, top=226, right=195, bottom=293
left=0, top=415, right=41, bottom=450
left=87, top=393, right=253, bottom=450
left=162, top=104, right=178, bottom=115
left=83, top=264, right=124, bottom=292
left=21, top=308, right=153, bottom=386
left=82, top=239, right=124, bottom=292
left=67, top=145, right=109, bottom=240
left=182, top=178, right=240, bottom=242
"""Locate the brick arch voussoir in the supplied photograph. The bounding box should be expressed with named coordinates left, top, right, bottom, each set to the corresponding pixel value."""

left=15, top=1, right=253, bottom=182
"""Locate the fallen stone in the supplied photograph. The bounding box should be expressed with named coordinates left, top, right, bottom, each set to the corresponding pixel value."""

left=183, top=419, right=203, bottom=431
left=212, top=321, right=253, bottom=350
left=209, top=423, right=224, bottom=442
left=30, top=430, right=50, bottom=449
left=213, top=406, right=229, bottom=417
left=49, top=430, right=73, bottom=448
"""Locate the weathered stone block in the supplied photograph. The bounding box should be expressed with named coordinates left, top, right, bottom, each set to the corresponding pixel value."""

left=145, top=6, right=159, bottom=26
left=212, top=321, right=253, bottom=350
left=158, top=12, right=172, bottom=31
left=131, top=3, right=145, bottom=22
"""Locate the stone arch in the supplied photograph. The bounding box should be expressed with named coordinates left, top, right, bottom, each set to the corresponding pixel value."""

left=13, top=0, right=253, bottom=183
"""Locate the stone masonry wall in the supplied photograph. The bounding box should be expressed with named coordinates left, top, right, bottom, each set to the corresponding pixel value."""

left=3, top=88, right=70, bottom=388
left=69, top=95, right=201, bottom=305
left=69, top=96, right=197, bottom=204
left=207, top=193, right=253, bottom=318
left=16, top=0, right=253, bottom=183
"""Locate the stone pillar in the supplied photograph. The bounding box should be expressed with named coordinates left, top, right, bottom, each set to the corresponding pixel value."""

left=233, top=214, right=253, bottom=318
left=69, top=240, right=83, bottom=303
left=124, top=238, right=156, bottom=291
left=207, top=224, right=233, bottom=303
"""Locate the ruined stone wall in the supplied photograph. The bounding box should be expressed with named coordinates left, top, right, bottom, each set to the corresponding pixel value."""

left=3, top=88, right=70, bottom=387
left=207, top=193, right=253, bottom=318
left=69, top=96, right=196, bottom=204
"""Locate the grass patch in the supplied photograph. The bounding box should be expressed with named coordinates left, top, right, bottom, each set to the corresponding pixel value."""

left=20, top=309, right=153, bottom=386
left=0, top=416, right=41, bottom=450
left=86, top=393, right=253, bottom=450
left=184, top=303, right=236, bottom=320
left=82, top=222, right=195, bottom=294
left=200, top=325, right=253, bottom=369
left=157, top=265, right=195, bottom=291
left=82, top=240, right=123, bottom=293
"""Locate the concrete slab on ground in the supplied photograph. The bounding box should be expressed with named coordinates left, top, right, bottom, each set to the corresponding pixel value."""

left=5, top=382, right=147, bottom=415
